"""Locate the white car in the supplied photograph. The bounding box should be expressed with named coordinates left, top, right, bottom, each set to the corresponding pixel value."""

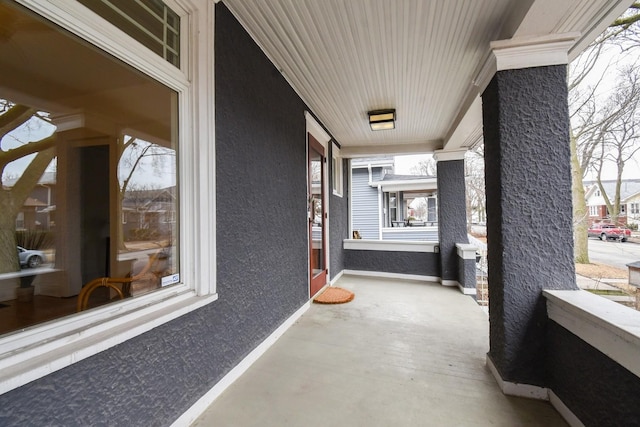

left=17, top=246, right=46, bottom=268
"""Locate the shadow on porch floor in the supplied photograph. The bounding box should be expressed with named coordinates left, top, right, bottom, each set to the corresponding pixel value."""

left=192, top=276, right=567, bottom=427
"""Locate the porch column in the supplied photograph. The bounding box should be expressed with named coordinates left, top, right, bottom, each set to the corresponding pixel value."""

left=434, top=150, right=468, bottom=285
left=479, top=34, right=579, bottom=392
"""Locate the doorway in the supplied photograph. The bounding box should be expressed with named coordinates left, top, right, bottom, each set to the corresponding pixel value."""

left=308, top=133, right=327, bottom=297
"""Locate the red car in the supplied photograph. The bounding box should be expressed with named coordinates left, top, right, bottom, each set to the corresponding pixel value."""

left=587, top=223, right=631, bottom=242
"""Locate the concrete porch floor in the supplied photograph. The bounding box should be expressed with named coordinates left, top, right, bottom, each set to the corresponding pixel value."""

left=192, top=276, right=567, bottom=426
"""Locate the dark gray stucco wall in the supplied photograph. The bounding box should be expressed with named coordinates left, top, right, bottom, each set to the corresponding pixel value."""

left=547, top=321, right=640, bottom=426
left=458, top=256, right=476, bottom=291
left=437, top=159, right=468, bottom=281
left=329, top=153, right=349, bottom=280
left=345, top=250, right=439, bottom=277
left=0, top=4, right=311, bottom=425
left=482, top=65, right=577, bottom=387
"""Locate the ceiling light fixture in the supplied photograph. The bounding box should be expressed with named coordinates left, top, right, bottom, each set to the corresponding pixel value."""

left=368, top=109, right=396, bottom=131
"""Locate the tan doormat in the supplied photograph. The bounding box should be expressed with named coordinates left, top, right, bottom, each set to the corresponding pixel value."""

left=313, top=287, right=354, bottom=304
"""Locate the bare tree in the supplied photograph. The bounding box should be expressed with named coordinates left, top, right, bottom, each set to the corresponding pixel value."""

left=0, top=102, right=56, bottom=273
left=117, top=136, right=175, bottom=250
left=570, top=4, right=640, bottom=263
left=465, top=146, right=486, bottom=231
left=410, top=156, right=436, bottom=176
left=593, top=67, right=640, bottom=224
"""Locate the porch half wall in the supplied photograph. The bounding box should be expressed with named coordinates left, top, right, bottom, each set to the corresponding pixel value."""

left=343, top=240, right=440, bottom=279
left=0, top=3, right=347, bottom=425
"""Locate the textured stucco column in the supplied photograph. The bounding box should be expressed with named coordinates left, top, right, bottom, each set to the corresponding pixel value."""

left=434, top=151, right=468, bottom=285
left=482, top=64, right=578, bottom=389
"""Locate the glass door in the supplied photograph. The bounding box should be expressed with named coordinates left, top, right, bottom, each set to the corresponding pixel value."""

left=308, top=134, right=326, bottom=297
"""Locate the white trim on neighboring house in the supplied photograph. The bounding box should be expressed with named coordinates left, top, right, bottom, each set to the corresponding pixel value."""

left=351, top=158, right=394, bottom=169
left=349, top=161, right=354, bottom=237
left=378, top=186, right=384, bottom=240
left=377, top=178, right=437, bottom=193
left=331, top=142, right=343, bottom=197
left=1, top=0, right=218, bottom=395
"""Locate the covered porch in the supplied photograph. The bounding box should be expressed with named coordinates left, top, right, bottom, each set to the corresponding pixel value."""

left=191, top=275, right=566, bottom=426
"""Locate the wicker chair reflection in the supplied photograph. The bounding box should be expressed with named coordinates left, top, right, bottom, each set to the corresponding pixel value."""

left=76, top=251, right=166, bottom=312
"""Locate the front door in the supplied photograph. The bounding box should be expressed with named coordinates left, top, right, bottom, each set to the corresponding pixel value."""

left=308, top=134, right=327, bottom=297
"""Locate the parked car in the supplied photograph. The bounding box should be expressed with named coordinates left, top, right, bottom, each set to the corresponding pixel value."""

left=587, top=223, right=631, bottom=242
left=17, top=246, right=46, bottom=268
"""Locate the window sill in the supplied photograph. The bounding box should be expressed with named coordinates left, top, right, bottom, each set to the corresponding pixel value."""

left=544, top=289, right=640, bottom=378
left=0, top=286, right=218, bottom=394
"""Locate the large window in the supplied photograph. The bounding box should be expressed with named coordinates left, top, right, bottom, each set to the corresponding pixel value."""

left=0, top=1, right=179, bottom=336
left=77, top=0, right=181, bottom=67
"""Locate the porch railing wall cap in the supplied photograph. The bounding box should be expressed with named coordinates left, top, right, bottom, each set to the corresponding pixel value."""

left=544, top=289, right=640, bottom=379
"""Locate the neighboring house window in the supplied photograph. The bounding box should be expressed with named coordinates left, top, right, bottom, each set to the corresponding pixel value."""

left=332, top=143, right=343, bottom=197
left=632, top=203, right=640, bottom=214
left=77, top=0, right=180, bottom=67
left=15, top=212, right=25, bottom=230
left=0, top=0, right=215, bottom=394
left=427, top=196, right=437, bottom=223
left=595, top=189, right=601, bottom=197
left=589, top=206, right=598, bottom=216
left=165, top=210, right=176, bottom=223
left=389, top=192, right=398, bottom=225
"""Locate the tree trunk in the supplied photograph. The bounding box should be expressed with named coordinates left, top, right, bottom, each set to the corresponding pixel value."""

left=0, top=192, right=20, bottom=273
left=0, top=147, right=56, bottom=273
left=571, top=135, right=590, bottom=264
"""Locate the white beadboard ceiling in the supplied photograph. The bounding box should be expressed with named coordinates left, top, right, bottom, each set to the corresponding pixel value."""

left=223, top=0, right=633, bottom=157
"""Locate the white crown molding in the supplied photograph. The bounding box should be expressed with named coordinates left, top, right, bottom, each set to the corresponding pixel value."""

left=305, top=111, right=331, bottom=145
left=433, top=149, right=467, bottom=162
left=474, top=32, right=580, bottom=94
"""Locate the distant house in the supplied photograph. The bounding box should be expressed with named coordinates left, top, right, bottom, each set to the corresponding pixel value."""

left=624, top=190, right=640, bottom=227
left=3, top=172, right=57, bottom=231
left=351, top=158, right=437, bottom=241
left=122, top=187, right=177, bottom=241
left=584, top=179, right=640, bottom=226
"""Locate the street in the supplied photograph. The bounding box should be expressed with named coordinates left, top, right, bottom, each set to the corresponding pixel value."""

left=588, top=238, right=640, bottom=270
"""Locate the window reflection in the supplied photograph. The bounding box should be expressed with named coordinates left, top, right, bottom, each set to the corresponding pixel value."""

left=0, top=2, right=179, bottom=335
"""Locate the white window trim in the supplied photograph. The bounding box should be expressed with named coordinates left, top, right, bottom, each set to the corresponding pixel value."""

left=332, top=143, right=343, bottom=197
left=1, top=0, right=217, bottom=395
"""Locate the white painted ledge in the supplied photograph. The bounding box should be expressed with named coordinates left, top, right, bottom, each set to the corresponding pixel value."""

left=343, top=239, right=438, bottom=253
left=544, top=289, right=640, bottom=378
